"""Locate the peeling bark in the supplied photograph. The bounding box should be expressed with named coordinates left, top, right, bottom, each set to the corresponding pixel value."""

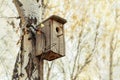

left=12, top=0, right=43, bottom=80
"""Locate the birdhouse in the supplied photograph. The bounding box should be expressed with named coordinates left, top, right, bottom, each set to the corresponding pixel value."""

left=36, top=15, right=67, bottom=61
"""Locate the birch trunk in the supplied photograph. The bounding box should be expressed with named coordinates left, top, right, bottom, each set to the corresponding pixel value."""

left=12, top=0, right=44, bottom=80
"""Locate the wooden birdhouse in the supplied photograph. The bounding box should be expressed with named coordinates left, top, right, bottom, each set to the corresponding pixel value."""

left=36, top=15, right=67, bottom=61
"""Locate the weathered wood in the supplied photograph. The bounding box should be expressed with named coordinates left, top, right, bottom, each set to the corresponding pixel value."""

left=36, top=15, right=66, bottom=61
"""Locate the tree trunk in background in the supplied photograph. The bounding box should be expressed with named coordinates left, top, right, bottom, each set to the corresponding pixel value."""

left=12, top=0, right=44, bottom=80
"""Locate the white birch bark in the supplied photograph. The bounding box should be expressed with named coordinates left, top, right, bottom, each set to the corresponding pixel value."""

left=12, top=0, right=44, bottom=80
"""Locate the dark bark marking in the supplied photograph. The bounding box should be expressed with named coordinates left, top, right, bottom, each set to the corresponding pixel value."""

left=12, top=52, right=20, bottom=80
left=16, top=0, right=23, bottom=7
left=25, top=53, right=35, bottom=80
left=36, top=0, right=39, bottom=2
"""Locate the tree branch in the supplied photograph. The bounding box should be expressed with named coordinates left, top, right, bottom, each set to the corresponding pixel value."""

left=13, top=0, right=26, bottom=25
left=71, top=30, right=82, bottom=79
left=73, top=54, right=92, bottom=80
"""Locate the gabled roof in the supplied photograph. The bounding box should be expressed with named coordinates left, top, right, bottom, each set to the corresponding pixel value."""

left=43, top=15, right=67, bottom=24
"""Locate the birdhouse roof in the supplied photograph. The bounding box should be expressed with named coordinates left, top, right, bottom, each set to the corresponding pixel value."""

left=43, top=15, right=67, bottom=24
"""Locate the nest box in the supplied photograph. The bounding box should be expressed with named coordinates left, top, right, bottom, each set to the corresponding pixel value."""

left=36, top=15, right=67, bottom=61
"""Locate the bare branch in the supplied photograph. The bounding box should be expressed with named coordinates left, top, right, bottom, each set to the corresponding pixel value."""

left=0, top=58, right=9, bottom=80
left=46, top=61, right=54, bottom=80
left=73, top=54, right=92, bottom=80
left=109, top=9, right=118, bottom=80
left=13, top=0, right=26, bottom=24
left=71, top=30, right=83, bottom=79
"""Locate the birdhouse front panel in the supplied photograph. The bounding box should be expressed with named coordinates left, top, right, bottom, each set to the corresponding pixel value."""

left=36, top=15, right=66, bottom=61
left=50, top=20, right=65, bottom=56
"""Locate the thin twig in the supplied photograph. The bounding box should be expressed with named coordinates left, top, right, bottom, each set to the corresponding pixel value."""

left=0, top=58, right=9, bottom=80
left=46, top=61, right=54, bottom=80
left=73, top=54, right=92, bottom=80
left=71, top=30, right=82, bottom=79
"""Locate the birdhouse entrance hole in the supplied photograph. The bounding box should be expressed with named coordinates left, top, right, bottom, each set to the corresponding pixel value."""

left=56, top=27, right=60, bottom=33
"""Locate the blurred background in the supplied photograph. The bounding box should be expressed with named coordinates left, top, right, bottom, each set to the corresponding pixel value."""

left=0, top=0, right=120, bottom=80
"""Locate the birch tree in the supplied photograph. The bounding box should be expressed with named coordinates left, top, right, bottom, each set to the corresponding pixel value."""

left=12, top=0, right=46, bottom=80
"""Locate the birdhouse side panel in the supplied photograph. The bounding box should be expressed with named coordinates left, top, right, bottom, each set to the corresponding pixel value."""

left=36, top=33, right=46, bottom=56
left=36, top=20, right=51, bottom=56
left=42, top=20, right=51, bottom=52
